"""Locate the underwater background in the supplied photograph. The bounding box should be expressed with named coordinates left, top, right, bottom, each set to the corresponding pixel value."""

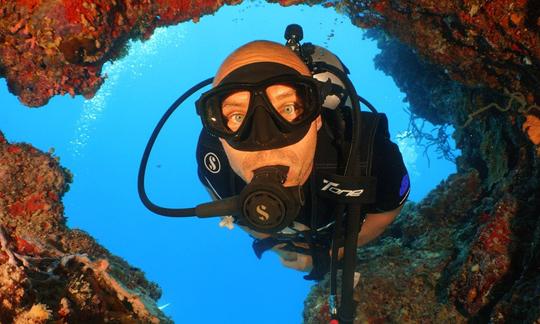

left=0, top=1, right=458, bottom=323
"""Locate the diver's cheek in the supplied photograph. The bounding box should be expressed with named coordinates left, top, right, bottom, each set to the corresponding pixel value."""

left=244, top=170, right=254, bottom=183
left=283, top=173, right=296, bottom=186
left=283, top=165, right=303, bottom=186
left=296, top=159, right=314, bottom=186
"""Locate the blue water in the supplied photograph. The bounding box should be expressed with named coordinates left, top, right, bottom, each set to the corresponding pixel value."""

left=0, top=2, right=458, bottom=323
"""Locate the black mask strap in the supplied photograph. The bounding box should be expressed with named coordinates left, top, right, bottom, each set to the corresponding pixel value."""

left=219, top=62, right=302, bottom=85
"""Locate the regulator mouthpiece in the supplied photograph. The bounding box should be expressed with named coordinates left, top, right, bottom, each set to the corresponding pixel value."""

left=239, top=165, right=304, bottom=233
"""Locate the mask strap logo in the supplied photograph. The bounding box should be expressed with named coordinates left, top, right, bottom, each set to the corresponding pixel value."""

left=204, top=152, right=221, bottom=174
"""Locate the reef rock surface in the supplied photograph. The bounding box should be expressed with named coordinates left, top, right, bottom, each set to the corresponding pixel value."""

left=0, top=131, right=170, bottom=323
left=1, top=0, right=540, bottom=323
left=304, top=1, right=540, bottom=323
left=0, top=0, right=241, bottom=107
left=0, top=0, right=538, bottom=109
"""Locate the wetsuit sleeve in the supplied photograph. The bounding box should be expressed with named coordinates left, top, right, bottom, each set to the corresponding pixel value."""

left=365, top=123, right=410, bottom=213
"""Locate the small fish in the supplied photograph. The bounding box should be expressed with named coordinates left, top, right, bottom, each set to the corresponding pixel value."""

left=158, top=303, right=171, bottom=310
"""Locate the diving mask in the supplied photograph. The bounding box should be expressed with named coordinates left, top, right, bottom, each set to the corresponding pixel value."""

left=196, top=62, right=330, bottom=151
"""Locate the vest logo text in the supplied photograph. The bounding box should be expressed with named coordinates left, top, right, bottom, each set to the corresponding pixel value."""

left=321, top=179, right=364, bottom=197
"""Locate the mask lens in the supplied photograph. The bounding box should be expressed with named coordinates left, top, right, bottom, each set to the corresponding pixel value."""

left=199, top=74, right=321, bottom=141
left=203, top=95, right=232, bottom=136
left=266, top=82, right=317, bottom=125
left=265, top=83, right=307, bottom=124
left=220, top=90, right=251, bottom=132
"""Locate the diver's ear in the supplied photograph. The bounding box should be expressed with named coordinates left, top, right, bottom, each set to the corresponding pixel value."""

left=316, top=115, right=322, bottom=131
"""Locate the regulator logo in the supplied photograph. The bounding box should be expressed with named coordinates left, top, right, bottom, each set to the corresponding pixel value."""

left=204, top=152, right=221, bottom=174
left=256, top=204, right=270, bottom=221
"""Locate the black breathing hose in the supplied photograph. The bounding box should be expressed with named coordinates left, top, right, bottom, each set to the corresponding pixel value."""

left=140, top=62, right=369, bottom=322
left=358, top=96, right=377, bottom=114
left=340, top=69, right=364, bottom=324
left=314, top=61, right=367, bottom=324
left=137, top=77, right=214, bottom=217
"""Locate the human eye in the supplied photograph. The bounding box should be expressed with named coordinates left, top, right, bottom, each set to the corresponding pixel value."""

left=225, top=111, right=245, bottom=131
left=230, top=113, right=245, bottom=123
left=283, top=103, right=296, bottom=115
left=279, top=102, right=303, bottom=121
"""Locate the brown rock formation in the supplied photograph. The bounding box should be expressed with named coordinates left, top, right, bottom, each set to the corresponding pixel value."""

left=1, top=0, right=539, bottom=323
left=3, top=0, right=536, bottom=110
left=0, top=0, right=240, bottom=107
left=346, top=0, right=539, bottom=103
left=0, top=131, right=170, bottom=323
left=303, top=1, right=540, bottom=322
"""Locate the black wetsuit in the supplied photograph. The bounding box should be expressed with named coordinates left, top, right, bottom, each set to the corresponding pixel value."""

left=196, top=111, right=410, bottom=228
left=196, top=111, right=410, bottom=279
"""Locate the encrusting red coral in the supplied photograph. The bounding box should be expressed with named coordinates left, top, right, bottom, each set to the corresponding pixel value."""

left=522, top=114, right=540, bottom=146
left=0, top=131, right=170, bottom=323
left=0, top=0, right=241, bottom=106
left=348, top=0, right=539, bottom=109
left=15, top=236, right=40, bottom=255
left=450, top=195, right=518, bottom=316
left=3, top=0, right=536, bottom=108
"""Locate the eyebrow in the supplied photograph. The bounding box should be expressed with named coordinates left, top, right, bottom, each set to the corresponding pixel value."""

left=221, top=101, right=247, bottom=114
left=222, top=96, right=248, bottom=107
left=222, top=102, right=245, bottom=108
left=272, top=90, right=296, bottom=101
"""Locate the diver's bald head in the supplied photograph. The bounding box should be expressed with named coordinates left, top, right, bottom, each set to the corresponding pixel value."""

left=213, top=40, right=311, bottom=86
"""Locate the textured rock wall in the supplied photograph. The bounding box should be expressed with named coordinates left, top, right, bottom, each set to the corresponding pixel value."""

left=0, top=131, right=170, bottom=323
left=4, top=0, right=536, bottom=110
left=344, top=0, right=539, bottom=103
left=0, top=0, right=240, bottom=106
left=304, top=1, right=540, bottom=322
left=1, top=0, right=539, bottom=323
left=306, top=164, right=540, bottom=322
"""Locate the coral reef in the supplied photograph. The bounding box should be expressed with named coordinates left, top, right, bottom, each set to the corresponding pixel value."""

left=305, top=165, right=539, bottom=322
left=0, top=131, right=170, bottom=323
left=3, top=0, right=537, bottom=110
left=1, top=0, right=540, bottom=322
left=0, top=0, right=239, bottom=106
left=303, top=1, right=540, bottom=322
left=345, top=0, right=540, bottom=107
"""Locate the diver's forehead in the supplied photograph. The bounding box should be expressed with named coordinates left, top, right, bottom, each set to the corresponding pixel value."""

left=222, top=91, right=250, bottom=103
left=267, top=85, right=296, bottom=98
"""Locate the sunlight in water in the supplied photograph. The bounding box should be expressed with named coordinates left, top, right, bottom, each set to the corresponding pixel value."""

left=69, top=26, right=186, bottom=158
left=396, top=130, right=420, bottom=178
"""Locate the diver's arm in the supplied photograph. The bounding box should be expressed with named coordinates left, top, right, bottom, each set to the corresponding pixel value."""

left=238, top=224, right=308, bottom=265
left=242, top=205, right=405, bottom=272
left=357, top=204, right=404, bottom=246
left=272, top=204, right=405, bottom=272
left=331, top=203, right=404, bottom=259
left=237, top=223, right=313, bottom=272
left=275, top=205, right=405, bottom=271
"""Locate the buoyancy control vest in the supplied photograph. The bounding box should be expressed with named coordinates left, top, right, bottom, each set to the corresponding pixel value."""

left=196, top=108, right=410, bottom=279
left=139, top=24, right=411, bottom=323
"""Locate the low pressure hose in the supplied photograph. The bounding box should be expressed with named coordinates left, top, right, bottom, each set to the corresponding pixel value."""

left=137, top=77, right=219, bottom=217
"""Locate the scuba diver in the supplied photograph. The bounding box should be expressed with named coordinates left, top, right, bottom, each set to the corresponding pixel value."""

left=139, top=25, right=410, bottom=324
left=196, top=39, right=409, bottom=271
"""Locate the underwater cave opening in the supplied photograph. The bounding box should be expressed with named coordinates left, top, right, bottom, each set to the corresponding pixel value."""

left=0, top=0, right=461, bottom=322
